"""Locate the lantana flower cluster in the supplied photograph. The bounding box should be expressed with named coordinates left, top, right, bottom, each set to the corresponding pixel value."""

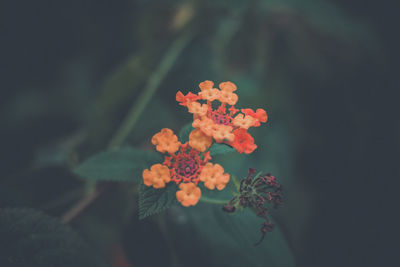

left=176, top=80, right=268, bottom=154
left=143, top=128, right=229, bottom=207
left=143, top=81, right=268, bottom=207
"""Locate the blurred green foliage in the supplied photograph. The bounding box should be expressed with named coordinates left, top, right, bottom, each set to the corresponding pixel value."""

left=1, top=0, right=392, bottom=266
left=0, top=208, right=107, bottom=267
left=166, top=203, right=295, bottom=267
left=73, top=147, right=162, bottom=182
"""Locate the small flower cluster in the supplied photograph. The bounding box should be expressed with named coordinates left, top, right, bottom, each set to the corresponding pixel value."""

left=222, top=168, right=283, bottom=245
left=143, top=128, right=230, bottom=207
left=176, top=81, right=268, bottom=154
left=143, top=81, right=268, bottom=207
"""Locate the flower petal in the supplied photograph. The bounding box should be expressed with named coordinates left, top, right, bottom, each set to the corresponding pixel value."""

left=151, top=128, right=181, bottom=154
left=189, top=129, right=212, bottom=152
left=176, top=182, right=201, bottom=207
left=142, top=164, right=171, bottom=189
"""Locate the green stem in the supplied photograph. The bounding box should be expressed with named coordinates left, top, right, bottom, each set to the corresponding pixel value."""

left=232, top=175, right=240, bottom=192
left=61, top=183, right=107, bottom=223
left=108, top=32, right=193, bottom=148
left=200, top=196, right=230, bottom=205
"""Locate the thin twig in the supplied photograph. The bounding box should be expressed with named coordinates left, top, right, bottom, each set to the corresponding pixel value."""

left=61, top=184, right=106, bottom=223
left=41, top=187, right=83, bottom=211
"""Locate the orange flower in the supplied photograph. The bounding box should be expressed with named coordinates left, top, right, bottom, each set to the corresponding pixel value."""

left=219, top=81, right=237, bottom=92
left=199, top=80, right=214, bottom=91
left=149, top=129, right=210, bottom=185
left=199, top=88, right=220, bottom=101
left=187, top=101, right=208, bottom=116
left=176, top=91, right=201, bottom=106
left=229, top=105, right=239, bottom=115
left=177, top=80, right=268, bottom=154
left=199, top=163, right=230, bottom=190
left=192, top=116, right=215, bottom=137
left=142, top=164, right=171, bottom=189
left=229, top=128, right=257, bottom=154
left=232, top=114, right=257, bottom=129
left=176, top=182, right=201, bottom=207
left=212, top=124, right=234, bottom=143
left=143, top=128, right=231, bottom=207
left=151, top=128, right=181, bottom=154
left=189, top=129, right=212, bottom=152
left=241, top=108, right=268, bottom=127
left=218, top=90, right=238, bottom=105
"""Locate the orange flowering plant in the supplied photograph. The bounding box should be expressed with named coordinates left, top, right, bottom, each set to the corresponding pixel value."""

left=139, top=80, right=282, bottom=244
left=142, top=81, right=268, bottom=207
left=176, top=80, right=268, bottom=154
left=142, top=80, right=268, bottom=208
left=68, top=79, right=282, bottom=245
left=142, top=128, right=230, bottom=207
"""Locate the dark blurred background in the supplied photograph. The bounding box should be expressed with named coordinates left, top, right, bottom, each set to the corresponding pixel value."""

left=1, top=0, right=398, bottom=266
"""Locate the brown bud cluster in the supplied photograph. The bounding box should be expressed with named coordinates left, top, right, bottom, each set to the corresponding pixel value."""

left=222, top=168, right=283, bottom=245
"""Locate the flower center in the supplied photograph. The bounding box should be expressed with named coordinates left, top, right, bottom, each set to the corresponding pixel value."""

left=210, top=110, right=232, bottom=125
left=176, top=156, right=199, bottom=178
left=168, top=143, right=207, bottom=184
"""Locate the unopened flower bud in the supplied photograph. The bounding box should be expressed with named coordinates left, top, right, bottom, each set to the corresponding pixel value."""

left=222, top=205, right=236, bottom=213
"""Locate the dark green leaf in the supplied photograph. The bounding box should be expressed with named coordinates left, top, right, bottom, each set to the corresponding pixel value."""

left=209, top=143, right=236, bottom=156
left=168, top=203, right=295, bottom=267
left=138, top=182, right=177, bottom=219
left=0, top=208, right=108, bottom=267
left=179, top=123, right=194, bottom=143
left=74, top=147, right=161, bottom=182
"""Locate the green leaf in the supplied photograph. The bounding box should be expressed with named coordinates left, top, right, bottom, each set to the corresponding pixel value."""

left=74, top=147, right=161, bottom=182
left=138, top=182, right=177, bottom=219
left=179, top=123, right=194, bottom=143
left=168, top=203, right=295, bottom=267
left=0, top=208, right=108, bottom=267
left=209, top=143, right=236, bottom=156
